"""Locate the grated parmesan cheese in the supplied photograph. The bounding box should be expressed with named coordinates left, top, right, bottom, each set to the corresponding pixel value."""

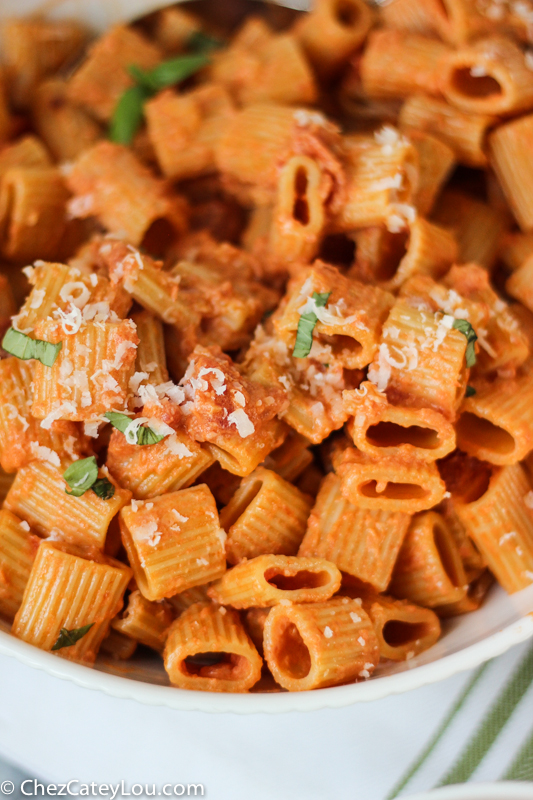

left=323, top=626, right=333, bottom=638
left=228, top=408, right=255, bottom=438
left=165, top=434, right=193, bottom=459
left=29, top=442, right=60, bottom=467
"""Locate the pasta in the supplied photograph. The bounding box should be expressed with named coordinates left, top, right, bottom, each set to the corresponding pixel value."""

left=0, top=0, right=533, bottom=695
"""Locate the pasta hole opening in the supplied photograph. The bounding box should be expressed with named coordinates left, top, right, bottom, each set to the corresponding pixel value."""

left=182, top=651, right=248, bottom=680
left=326, top=334, right=363, bottom=360
left=366, top=421, right=440, bottom=450
left=264, top=568, right=331, bottom=591
left=451, top=67, right=502, bottom=99
left=142, top=217, right=178, bottom=258
left=375, top=230, right=410, bottom=282
left=293, top=167, right=310, bottom=226
left=382, top=619, right=431, bottom=647
left=456, top=412, right=515, bottom=456
left=335, top=0, right=360, bottom=27
left=274, top=619, right=311, bottom=679
left=319, top=234, right=356, bottom=269
left=360, top=480, right=427, bottom=500
left=433, top=522, right=463, bottom=589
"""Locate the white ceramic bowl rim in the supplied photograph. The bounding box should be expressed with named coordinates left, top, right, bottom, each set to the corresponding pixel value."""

left=1, top=612, right=532, bottom=714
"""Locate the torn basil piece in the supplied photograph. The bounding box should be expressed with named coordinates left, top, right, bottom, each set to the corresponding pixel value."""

left=453, top=319, right=478, bottom=368
left=52, top=624, right=94, bottom=651
left=292, top=291, right=332, bottom=359
left=105, top=412, right=165, bottom=446
left=465, top=385, right=476, bottom=398
left=2, top=327, right=62, bottom=367
left=63, top=456, right=115, bottom=499
left=109, top=84, right=151, bottom=145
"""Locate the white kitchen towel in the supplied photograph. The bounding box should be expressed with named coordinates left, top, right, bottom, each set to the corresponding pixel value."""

left=1, top=641, right=533, bottom=800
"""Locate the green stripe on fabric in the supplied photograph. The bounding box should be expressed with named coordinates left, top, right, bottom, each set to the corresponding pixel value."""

left=438, top=646, right=533, bottom=787
left=503, top=727, right=533, bottom=782
left=386, top=663, right=489, bottom=800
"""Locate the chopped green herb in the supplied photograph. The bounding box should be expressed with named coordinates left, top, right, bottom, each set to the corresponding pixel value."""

left=292, top=291, right=331, bottom=359
left=188, top=30, right=224, bottom=53
left=105, top=412, right=165, bottom=446
left=110, top=54, right=210, bottom=144
left=453, top=319, right=478, bottom=368
left=109, top=84, right=151, bottom=145
left=465, top=385, right=477, bottom=398
left=92, top=478, right=116, bottom=500
left=52, top=624, right=94, bottom=651
left=63, top=456, right=115, bottom=499
left=2, top=327, right=62, bottom=367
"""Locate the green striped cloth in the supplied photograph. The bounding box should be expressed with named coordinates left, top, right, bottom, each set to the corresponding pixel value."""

left=389, top=641, right=533, bottom=797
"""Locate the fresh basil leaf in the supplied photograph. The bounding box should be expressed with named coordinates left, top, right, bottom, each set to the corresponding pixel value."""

left=52, top=623, right=94, bottom=651
left=2, top=327, right=62, bottom=367
left=104, top=412, right=165, bottom=446
left=92, top=478, right=115, bottom=500
left=292, top=291, right=332, bottom=359
left=142, top=54, right=210, bottom=91
left=109, top=84, right=151, bottom=145
left=465, top=385, right=476, bottom=398
left=64, top=457, right=98, bottom=497
left=188, top=30, right=224, bottom=53
left=453, top=319, right=478, bottom=368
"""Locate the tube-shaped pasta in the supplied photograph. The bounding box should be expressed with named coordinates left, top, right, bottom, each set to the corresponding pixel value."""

left=216, top=103, right=344, bottom=209
left=456, top=374, right=533, bottom=466
left=378, top=0, right=449, bottom=38
left=368, top=300, right=468, bottom=420
left=344, top=382, right=456, bottom=462
left=164, top=602, right=262, bottom=692
left=111, top=589, right=174, bottom=652
left=507, top=255, right=533, bottom=313
left=119, top=485, right=227, bottom=602
left=0, top=468, right=14, bottom=506
left=0, top=357, right=88, bottom=473
left=294, top=0, right=374, bottom=78
left=5, top=460, right=131, bottom=549
left=212, top=20, right=317, bottom=107
left=453, top=463, right=533, bottom=594
left=168, top=583, right=212, bottom=615
left=490, top=114, right=533, bottom=232
left=66, top=25, right=161, bottom=122
left=399, top=94, right=496, bottom=168
left=263, top=431, right=314, bottom=483
left=220, top=467, right=312, bottom=564
left=432, top=188, right=507, bottom=270
left=263, top=597, right=379, bottom=691
left=208, top=554, right=341, bottom=609
left=3, top=19, right=86, bottom=109
left=244, top=607, right=270, bottom=655
left=152, top=7, right=202, bottom=53
left=31, top=319, right=139, bottom=422
left=66, top=142, right=188, bottom=248
left=274, top=262, right=393, bottom=370
left=389, top=512, right=468, bottom=607
left=130, top=310, right=169, bottom=388
left=107, top=428, right=214, bottom=501
left=361, top=594, right=441, bottom=662
left=501, top=232, right=533, bottom=273
left=100, top=629, right=137, bottom=660
left=0, top=168, right=69, bottom=263
left=0, top=509, right=40, bottom=621
left=335, top=129, right=419, bottom=231
left=12, top=540, right=131, bottom=664
left=437, top=570, right=494, bottom=618
left=32, top=79, right=102, bottom=163
left=269, top=156, right=327, bottom=265
left=441, top=37, right=533, bottom=117
left=0, top=136, right=51, bottom=177
left=408, top=130, right=456, bottom=216
left=299, top=473, right=410, bottom=591
left=361, top=30, right=451, bottom=100
left=333, top=441, right=446, bottom=513
left=146, top=85, right=235, bottom=182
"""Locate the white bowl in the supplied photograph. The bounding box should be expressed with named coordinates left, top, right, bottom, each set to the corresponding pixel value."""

left=0, top=0, right=533, bottom=715
left=405, top=783, right=533, bottom=800
left=1, top=582, right=533, bottom=713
